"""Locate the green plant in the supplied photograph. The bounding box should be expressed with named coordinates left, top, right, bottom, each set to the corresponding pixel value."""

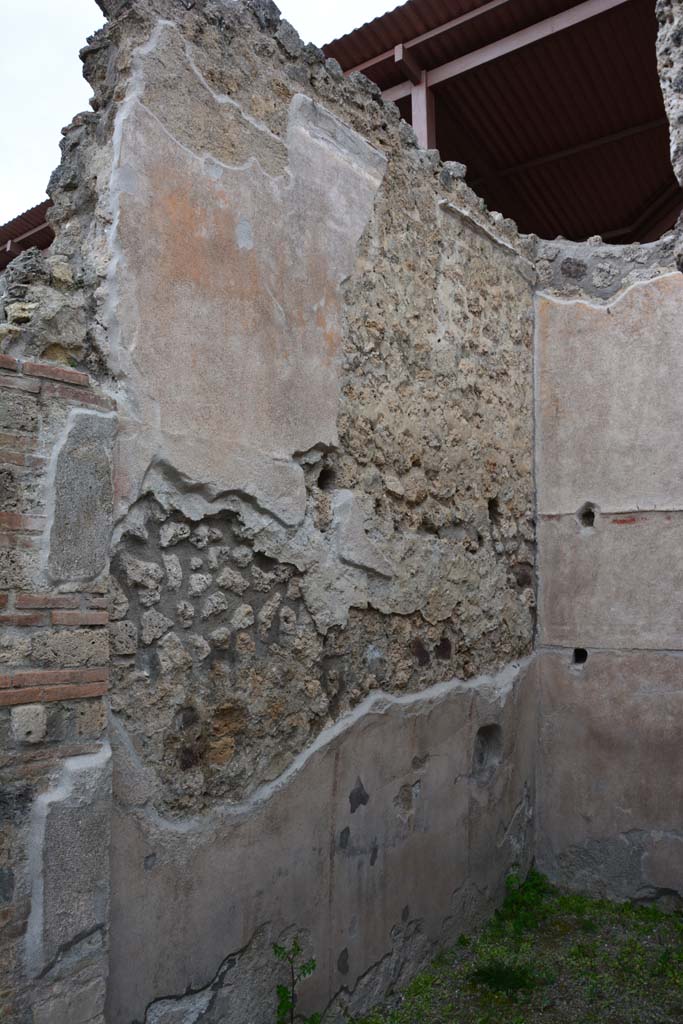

left=493, top=868, right=553, bottom=936
left=469, top=955, right=539, bottom=995
left=273, top=937, right=321, bottom=1024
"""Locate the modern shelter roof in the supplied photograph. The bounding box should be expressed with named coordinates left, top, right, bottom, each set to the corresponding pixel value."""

left=325, top=0, right=682, bottom=242
left=0, top=200, right=53, bottom=271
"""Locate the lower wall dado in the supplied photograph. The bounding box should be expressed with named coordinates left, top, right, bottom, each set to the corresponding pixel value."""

left=107, top=660, right=536, bottom=1023
left=536, top=649, right=683, bottom=905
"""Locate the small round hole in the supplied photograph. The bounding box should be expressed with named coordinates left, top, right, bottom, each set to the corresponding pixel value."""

left=573, top=648, right=588, bottom=665
left=578, top=503, right=597, bottom=529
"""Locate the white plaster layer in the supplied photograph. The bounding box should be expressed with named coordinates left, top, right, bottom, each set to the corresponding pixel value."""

left=108, top=22, right=386, bottom=527
left=536, top=274, right=683, bottom=515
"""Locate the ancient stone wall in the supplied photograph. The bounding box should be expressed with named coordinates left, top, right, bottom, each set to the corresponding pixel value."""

left=103, top=6, right=536, bottom=820
left=0, top=1, right=537, bottom=1020
left=102, top=3, right=538, bottom=1019
left=0, top=1, right=682, bottom=1022
left=0, top=352, right=114, bottom=1021
left=530, top=2, right=683, bottom=904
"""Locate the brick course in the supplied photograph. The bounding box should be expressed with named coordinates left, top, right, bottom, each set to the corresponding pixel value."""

left=0, top=681, right=108, bottom=706
left=0, top=432, right=39, bottom=451
left=0, top=513, right=46, bottom=533
left=0, top=533, right=41, bottom=549
left=0, top=374, right=41, bottom=394
left=40, top=381, right=116, bottom=410
left=16, top=593, right=81, bottom=609
left=22, top=361, right=90, bottom=387
left=7, top=667, right=108, bottom=687
left=0, top=613, right=46, bottom=627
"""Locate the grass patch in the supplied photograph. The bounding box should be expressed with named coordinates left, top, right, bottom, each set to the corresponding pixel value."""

left=351, top=870, right=683, bottom=1024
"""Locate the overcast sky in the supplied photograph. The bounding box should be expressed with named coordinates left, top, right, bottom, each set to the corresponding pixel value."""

left=0, top=0, right=396, bottom=224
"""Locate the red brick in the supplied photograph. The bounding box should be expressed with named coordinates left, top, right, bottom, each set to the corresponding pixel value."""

left=10, top=667, right=108, bottom=687
left=0, top=681, right=108, bottom=706
left=0, top=452, right=46, bottom=470
left=0, top=595, right=7, bottom=610
left=41, top=381, right=115, bottom=410
left=0, top=674, right=10, bottom=690
left=0, top=451, right=25, bottom=467
left=0, top=374, right=41, bottom=394
left=0, top=432, right=38, bottom=452
left=22, top=361, right=90, bottom=387
left=16, top=593, right=80, bottom=610
left=51, top=610, right=109, bottom=626
left=0, top=612, right=46, bottom=627
left=0, top=354, right=19, bottom=373
left=0, top=533, right=40, bottom=549
left=0, top=512, right=46, bottom=533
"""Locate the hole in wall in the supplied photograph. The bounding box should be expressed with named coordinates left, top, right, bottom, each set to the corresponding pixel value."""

left=573, top=647, right=588, bottom=666
left=511, top=562, right=534, bottom=589
left=317, top=466, right=336, bottom=491
left=487, top=496, right=502, bottom=528
left=472, top=723, right=503, bottom=777
left=410, top=637, right=430, bottom=666
left=434, top=636, right=452, bottom=660
left=337, top=947, right=349, bottom=975
left=349, top=777, right=370, bottom=813
left=577, top=503, right=597, bottom=530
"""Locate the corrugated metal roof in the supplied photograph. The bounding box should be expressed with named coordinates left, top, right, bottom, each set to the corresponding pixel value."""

left=325, top=0, right=683, bottom=242
left=0, top=199, right=54, bottom=271
left=326, top=0, right=589, bottom=74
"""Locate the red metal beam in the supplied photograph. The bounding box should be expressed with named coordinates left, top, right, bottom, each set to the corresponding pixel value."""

left=10, top=221, right=49, bottom=246
left=411, top=71, right=437, bottom=149
left=383, top=80, right=413, bottom=103
left=347, top=0, right=514, bottom=76
left=428, top=0, right=634, bottom=87
left=383, top=0, right=634, bottom=102
left=394, top=43, right=422, bottom=85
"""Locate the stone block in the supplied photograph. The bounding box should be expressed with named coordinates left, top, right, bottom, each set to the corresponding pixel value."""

left=30, top=628, right=109, bottom=667
left=25, top=744, right=112, bottom=978
left=11, top=704, right=47, bottom=744
left=48, top=410, right=116, bottom=582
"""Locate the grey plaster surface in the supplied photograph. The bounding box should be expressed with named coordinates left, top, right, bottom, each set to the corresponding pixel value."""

left=107, top=661, right=536, bottom=1023
left=535, top=273, right=683, bottom=515
left=538, top=511, right=683, bottom=650
left=25, top=743, right=111, bottom=981
left=47, top=410, right=116, bottom=581
left=536, top=649, right=683, bottom=901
